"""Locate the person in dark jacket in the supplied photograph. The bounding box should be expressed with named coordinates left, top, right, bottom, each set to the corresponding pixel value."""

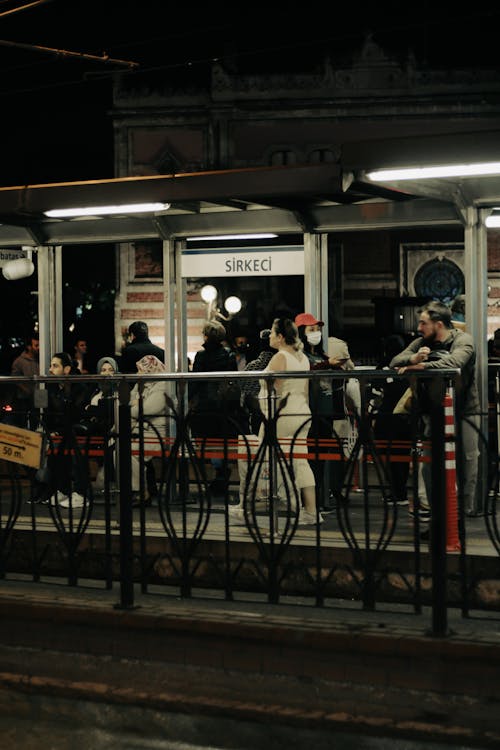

left=240, top=328, right=275, bottom=435
left=371, top=334, right=412, bottom=507
left=46, top=353, right=89, bottom=435
left=189, top=320, right=240, bottom=495
left=120, top=321, right=165, bottom=374
left=32, top=352, right=90, bottom=507
left=231, top=328, right=275, bottom=523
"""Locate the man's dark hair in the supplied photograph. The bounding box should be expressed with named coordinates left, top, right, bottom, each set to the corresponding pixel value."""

left=419, top=301, right=452, bottom=329
left=25, top=332, right=39, bottom=349
left=128, top=321, right=149, bottom=339
left=451, top=294, right=466, bottom=317
left=52, top=352, right=76, bottom=371
left=202, top=319, right=226, bottom=343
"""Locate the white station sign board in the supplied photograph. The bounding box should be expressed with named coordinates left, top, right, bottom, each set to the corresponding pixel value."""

left=0, top=248, right=26, bottom=266
left=181, top=245, right=304, bottom=277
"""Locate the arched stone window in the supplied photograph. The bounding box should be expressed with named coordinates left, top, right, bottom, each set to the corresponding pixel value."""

left=308, top=148, right=336, bottom=163
left=269, top=149, right=297, bottom=166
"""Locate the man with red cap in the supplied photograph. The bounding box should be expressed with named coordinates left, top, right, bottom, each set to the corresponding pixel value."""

left=294, top=312, right=323, bottom=329
left=294, top=312, right=354, bottom=509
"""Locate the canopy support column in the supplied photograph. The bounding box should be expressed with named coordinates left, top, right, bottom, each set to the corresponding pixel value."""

left=163, top=238, right=177, bottom=372
left=175, top=239, right=187, bottom=373
left=303, top=233, right=329, bottom=339
left=37, top=245, right=63, bottom=375
left=463, top=207, right=488, bottom=513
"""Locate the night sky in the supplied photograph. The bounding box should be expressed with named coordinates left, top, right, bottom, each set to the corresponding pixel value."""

left=0, top=1, right=499, bottom=364
left=1, top=1, right=500, bottom=186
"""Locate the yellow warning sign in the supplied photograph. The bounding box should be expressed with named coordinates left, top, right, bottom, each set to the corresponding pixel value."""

left=0, top=423, right=43, bottom=469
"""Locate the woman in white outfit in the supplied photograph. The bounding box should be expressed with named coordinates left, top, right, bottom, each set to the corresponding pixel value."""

left=130, top=354, right=168, bottom=504
left=261, top=317, right=321, bottom=525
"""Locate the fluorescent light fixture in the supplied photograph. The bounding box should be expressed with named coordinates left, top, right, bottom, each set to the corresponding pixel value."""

left=486, top=213, right=500, bottom=228
left=186, top=233, right=278, bottom=241
left=367, top=162, right=500, bottom=182
left=44, top=202, right=170, bottom=218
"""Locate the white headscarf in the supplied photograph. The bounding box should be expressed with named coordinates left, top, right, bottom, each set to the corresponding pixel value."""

left=136, top=355, right=166, bottom=374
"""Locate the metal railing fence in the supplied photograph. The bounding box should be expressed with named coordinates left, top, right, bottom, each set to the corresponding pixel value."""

left=0, top=366, right=498, bottom=637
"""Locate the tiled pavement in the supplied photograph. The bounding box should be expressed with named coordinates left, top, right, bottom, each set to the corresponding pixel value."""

left=2, top=487, right=500, bottom=747
left=0, top=573, right=500, bottom=748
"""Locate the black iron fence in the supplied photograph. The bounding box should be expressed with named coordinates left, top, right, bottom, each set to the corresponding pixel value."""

left=0, top=367, right=498, bottom=637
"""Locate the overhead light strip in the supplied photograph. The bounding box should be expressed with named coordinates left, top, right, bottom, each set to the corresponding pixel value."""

left=186, top=233, right=278, bottom=241
left=45, top=202, right=170, bottom=218
left=485, top=213, right=500, bottom=228
left=367, top=162, right=500, bottom=182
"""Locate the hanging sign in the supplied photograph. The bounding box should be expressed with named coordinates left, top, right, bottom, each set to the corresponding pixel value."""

left=0, top=249, right=26, bottom=267
left=0, top=424, right=43, bottom=468
left=181, top=245, right=304, bottom=277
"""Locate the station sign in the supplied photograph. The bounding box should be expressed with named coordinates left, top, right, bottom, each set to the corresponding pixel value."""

left=0, top=248, right=26, bottom=267
left=181, top=245, right=304, bottom=277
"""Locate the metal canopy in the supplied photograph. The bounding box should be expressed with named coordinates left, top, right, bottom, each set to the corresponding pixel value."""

left=0, top=161, right=455, bottom=247
left=344, top=129, right=500, bottom=212
left=1, top=131, right=500, bottom=246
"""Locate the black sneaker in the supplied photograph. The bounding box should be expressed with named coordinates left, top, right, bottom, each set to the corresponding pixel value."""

left=27, top=496, right=48, bottom=505
left=465, top=509, right=481, bottom=518
left=209, top=478, right=229, bottom=496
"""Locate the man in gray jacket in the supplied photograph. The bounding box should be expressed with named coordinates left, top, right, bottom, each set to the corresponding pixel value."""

left=10, top=333, right=39, bottom=428
left=390, top=300, right=479, bottom=516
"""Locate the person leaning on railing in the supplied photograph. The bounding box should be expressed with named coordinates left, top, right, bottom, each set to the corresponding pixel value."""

left=390, top=300, right=480, bottom=520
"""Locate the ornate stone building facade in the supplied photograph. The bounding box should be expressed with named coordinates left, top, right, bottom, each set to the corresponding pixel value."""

left=111, top=38, right=500, bottom=359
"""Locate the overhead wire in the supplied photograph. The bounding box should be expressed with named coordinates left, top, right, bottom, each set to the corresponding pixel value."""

left=0, top=6, right=499, bottom=96
left=0, top=0, right=53, bottom=19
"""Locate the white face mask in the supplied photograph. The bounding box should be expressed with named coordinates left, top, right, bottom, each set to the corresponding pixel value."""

left=306, top=331, right=322, bottom=346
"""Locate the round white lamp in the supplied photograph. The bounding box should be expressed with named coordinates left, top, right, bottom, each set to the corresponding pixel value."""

left=224, top=296, right=242, bottom=314
left=2, top=257, right=35, bottom=280
left=200, top=284, right=218, bottom=303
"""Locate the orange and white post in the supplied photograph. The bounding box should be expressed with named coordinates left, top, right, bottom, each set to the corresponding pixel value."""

left=444, top=390, right=461, bottom=552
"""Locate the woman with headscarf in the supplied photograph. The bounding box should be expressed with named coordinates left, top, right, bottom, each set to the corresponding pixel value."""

left=83, top=356, right=119, bottom=430
left=82, top=356, right=119, bottom=490
left=130, top=354, right=168, bottom=504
